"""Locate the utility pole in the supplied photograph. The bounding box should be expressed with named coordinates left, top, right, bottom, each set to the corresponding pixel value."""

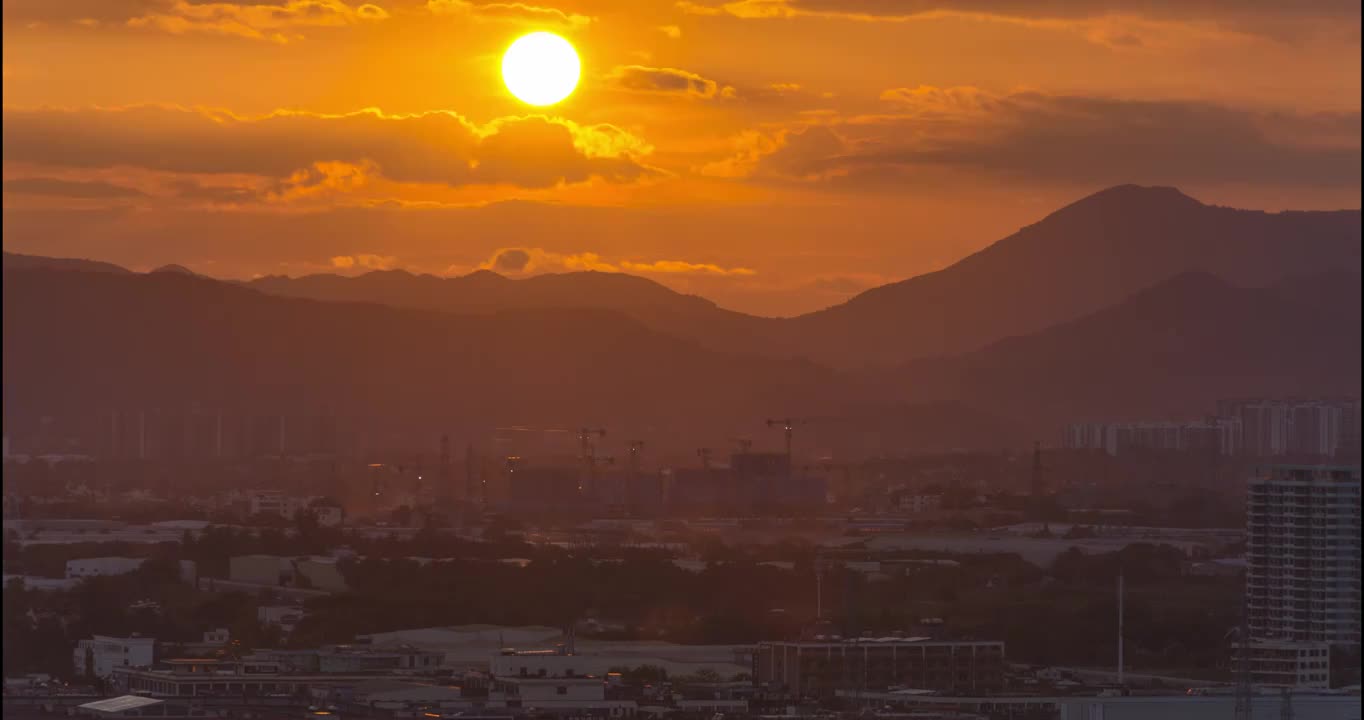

left=1031, top=441, right=1045, bottom=497
left=1234, top=586, right=1253, bottom=720
left=1117, top=571, right=1124, bottom=688
left=815, top=551, right=824, bottom=621
left=438, top=434, right=451, bottom=507
left=626, top=441, right=644, bottom=516
left=464, top=443, right=479, bottom=507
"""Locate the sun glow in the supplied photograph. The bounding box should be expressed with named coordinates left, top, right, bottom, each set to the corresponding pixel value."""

left=501, top=32, right=580, bottom=106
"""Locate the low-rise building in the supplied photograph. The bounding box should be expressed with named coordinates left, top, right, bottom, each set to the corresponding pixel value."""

left=258, top=605, right=306, bottom=635
left=1231, top=639, right=1332, bottom=689
left=73, top=636, right=156, bottom=679
left=249, top=491, right=344, bottom=526
left=492, top=676, right=605, bottom=704
left=76, top=695, right=166, bottom=719
left=753, top=637, right=1006, bottom=698
left=65, top=557, right=145, bottom=580
left=897, top=494, right=943, bottom=513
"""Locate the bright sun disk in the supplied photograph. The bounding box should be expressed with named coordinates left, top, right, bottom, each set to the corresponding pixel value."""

left=502, top=32, right=580, bottom=106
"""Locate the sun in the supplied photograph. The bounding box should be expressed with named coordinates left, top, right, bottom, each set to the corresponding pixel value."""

left=502, top=32, right=580, bottom=106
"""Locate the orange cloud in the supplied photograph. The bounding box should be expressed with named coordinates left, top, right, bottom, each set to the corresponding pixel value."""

left=331, top=253, right=398, bottom=270
left=621, top=259, right=756, bottom=276
left=674, top=0, right=1265, bottom=49
left=704, top=87, right=1363, bottom=188
left=878, top=85, right=998, bottom=115
left=127, top=0, right=388, bottom=43
left=605, top=66, right=724, bottom=100
left=476, top=247, right=755, bottom=277
left=2, top=106, right=659, bottom=196
left=266, top=161, right=373, bottom=202
left=426, top=0, right=591, bottom=27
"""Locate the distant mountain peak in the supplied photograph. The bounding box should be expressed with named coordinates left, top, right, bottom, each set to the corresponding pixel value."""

left=2, top=251, right=131, bottom=275
left=150, top=264, right=197, bottom=276
left=1064, top=184, right=1202, bottom=213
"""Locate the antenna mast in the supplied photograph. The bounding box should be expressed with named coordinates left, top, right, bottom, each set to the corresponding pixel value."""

left=1117, top=571, right=1124, bottom=688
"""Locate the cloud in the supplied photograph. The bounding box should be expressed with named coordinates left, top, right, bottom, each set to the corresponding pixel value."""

left=476, top=247, right=755, bottom=276
left=3, top=0, right=163, bottom=25
left=492, top=248, right=531, bottom=272
left=1, top=106, right=658, bottom=194
left=675, top=0, right=1359, bottom=47
left=3, top=177, right=147, bottom=199
left=266, top=160, right=373, bottom=201
left=331, top=253, right=398, bottom=269
left=166, top=179, right=260, bottom=204
left=676, top=0, right=1358, bottom=22
left=657, top=24, right=682, bottom=38
left=712, top=88, right=1362, bottom=188
left=605, top=66, right=724, bottom=100
left=620, top=259, right=755, bottom=275
left=878, top=85, right=999, bottom=115
left=426, top=0, right=591, bottom=27
left=125, top=0, right=387, bottom=42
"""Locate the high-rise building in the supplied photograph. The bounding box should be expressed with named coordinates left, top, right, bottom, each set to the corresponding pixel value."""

left=1220, top=399, right=1359, bottom=459
left=1246, top=465, right=1361, bottom=648
left=1062, top=419, right=1238, bottom=456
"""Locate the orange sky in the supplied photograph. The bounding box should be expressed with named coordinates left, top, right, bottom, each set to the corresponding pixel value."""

left=2, top=0, right=1360, bottom=316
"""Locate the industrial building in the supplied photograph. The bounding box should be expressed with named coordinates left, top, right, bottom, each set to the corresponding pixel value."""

left=753, top=637, right=1006, bottom=698
left=73, top=636, right=156, bottom=679
left=65, top=557, right=146, bottom=580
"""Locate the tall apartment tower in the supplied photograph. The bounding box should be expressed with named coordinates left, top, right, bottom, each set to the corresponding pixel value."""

left=1246, top=465, right=1362, bottom=647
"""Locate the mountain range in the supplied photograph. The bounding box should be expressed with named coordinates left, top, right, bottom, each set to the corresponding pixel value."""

left=13, top=185, right=1355, bottom=371
left=248, top=185, right=1361, bottom=367
left=4, top=185, right=1359, bottom=454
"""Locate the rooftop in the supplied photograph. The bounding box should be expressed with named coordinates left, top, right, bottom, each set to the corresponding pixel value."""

left=79, top=695, right=164, bottom=713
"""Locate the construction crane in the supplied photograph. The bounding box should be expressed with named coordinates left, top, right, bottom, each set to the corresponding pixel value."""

left=575, top=428, right=609, bottom=494
left=627, top=441, right=645, bottom=475
left=581, top=455, right=616, bottom=493
left=578, top=427, right=607, bottom=458
left=765, top=418, right=808, bottom=463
